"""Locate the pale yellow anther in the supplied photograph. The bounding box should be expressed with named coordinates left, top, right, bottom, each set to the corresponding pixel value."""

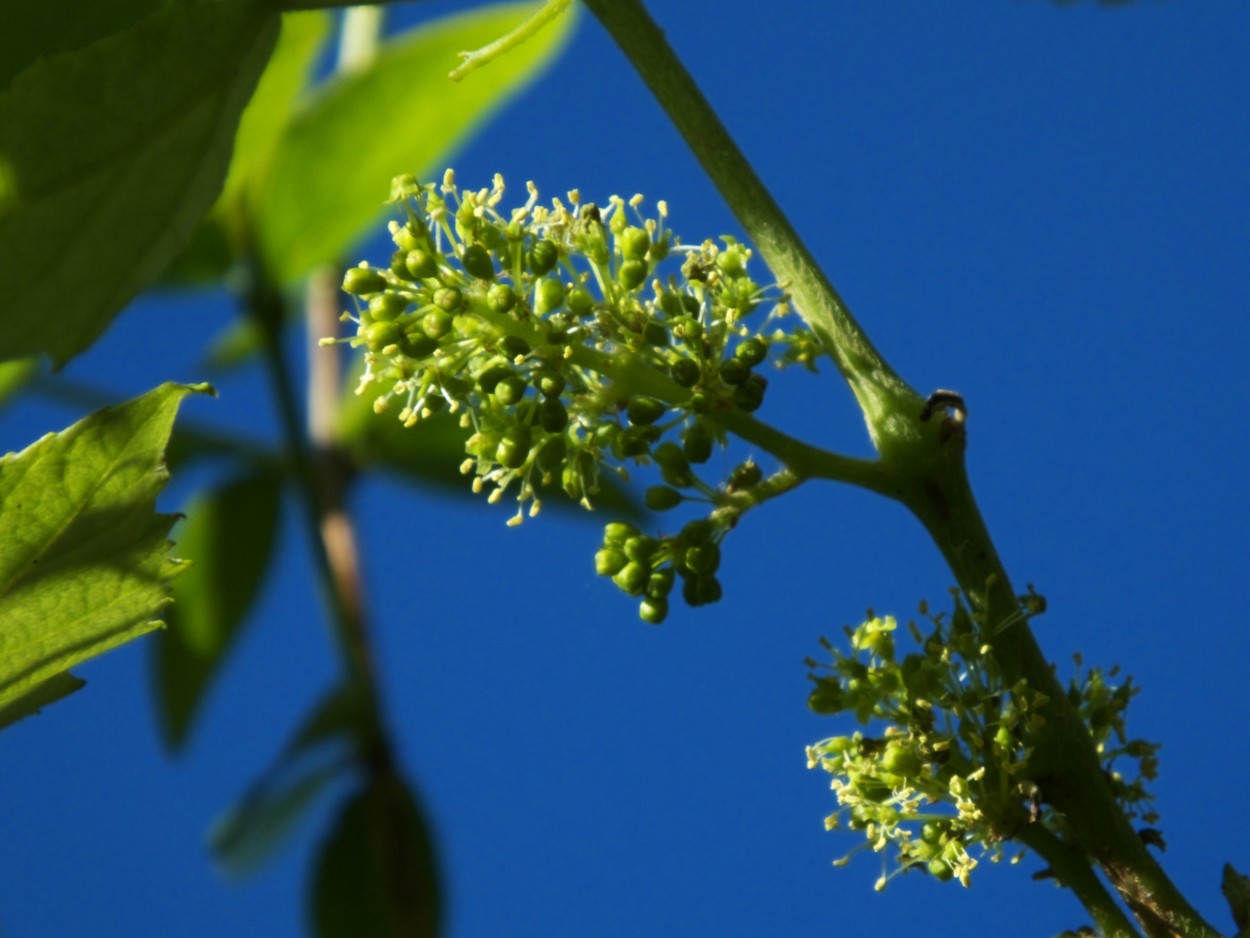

left=442, top=168, right=456, bottom=190
left=487, top=488, right=504, bottom=504
left=404, top=413, right=419, bottom=428
left=529, top=500, right=542, bottom=518
left=506, top=508, right=523, bottom=527
left=459, top=413, right=471, bottom=428
left=567, top=188, right=580, bottom=205
left=657, top=200, right=668, bottom=217
left=373, top=398, right=389, bottom=413
left=398, top=407, right=413, bottom=422
left=460, top=458, right=475, bottom=474
left=472, top=477, right=485, bottom=492
left=629, top=193, right=644, bottom=207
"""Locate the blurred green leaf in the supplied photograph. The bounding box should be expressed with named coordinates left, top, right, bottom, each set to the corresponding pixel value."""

left=0, top=358, right=38, bottom=409
left=161, top=10, right=332, bottom=287
left=211, top=682, right=367, bottom=876
left=0, top=382, right=211, bottom=729
left=0, top=0, right=161, bottom=88
left=310, top=774, right=442, bottom=938
left=255, top=2, right=577, bottom=283
left=212, top=760, right=344, bottom=878
left=152, top=471, right=284, bottom=751
left=0, top=0, right=279, bottom=366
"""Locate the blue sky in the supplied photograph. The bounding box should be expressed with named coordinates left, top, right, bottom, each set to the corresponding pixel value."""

left=2, top=1, right=1249, bottom=936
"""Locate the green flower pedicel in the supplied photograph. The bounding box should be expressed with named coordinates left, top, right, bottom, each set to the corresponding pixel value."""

left=329, top=171, right=817, bottom=621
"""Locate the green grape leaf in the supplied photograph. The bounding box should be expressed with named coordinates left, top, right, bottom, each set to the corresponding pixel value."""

left=151, top=470, right=284, bottom=751
left=0, top=358, right=38, bottom=410
left=0, top=0, right=280, bottom=366
left=211, top=683, right=367, bottom=876
left=0, top=382, right=211, bottom=730
left=310, top=774, right=442, bottom=938
left=160, top=10, right=332, bottom=287
left=254, top=2, right=577, bottom=283
left=0, top=0, right=161, bottom=88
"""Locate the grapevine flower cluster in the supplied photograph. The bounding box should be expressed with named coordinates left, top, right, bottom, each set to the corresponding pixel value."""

left=328, top=171, right=817, bottom=623
left=804, top=594, right=1160, bottom=890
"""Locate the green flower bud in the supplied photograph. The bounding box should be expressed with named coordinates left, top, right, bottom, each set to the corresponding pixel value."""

left=673, top=316, right=702, bottom=342
left=639, top=596, right=668, bottom=625
left=496, top=425, right=532, bottom=469
left=343, top=267, right=388, bottom=296
left=487, top=283, right=517, bottom=313
left=461, top=243, right=495, bottom=280
left=619, top=226, right=651, bottom=260
left=626, top=396, right=666, bottom=426
left=680, top=518, right=715, bottom=545
left=476, top=364, right=514, bottom=394
left=433, top=286, right=463, bottom=312
left=715, top=244, right=747, bottom=277
left=367, top=292, right=408, bottom=322
left=395, top=226, right=425, bottom=254
left=391, top=250, right=416, bottom=282
left=684, top=543, right=720, bottom=575
left=689, top=390, right=713, bottom=414
left=405, top=249, right=439, bottom=280
left=421, top=308, right=453, bottom=339
left=718, top=357, right=752, bottom=386
left=735, top=337, right=768, bottom=367
left=567, top=287, right=595, bottom=316
left=644, top=486, right=683, bottom=512
left=538, top=398, right=569, bottom=432
left=881, top=743, right=923, bottom=778
left=595, top=547, right=628, bottom=577
left=682, top=421, right=714, bottom=464
left=399, top=332, right=438, bottom=359
left=363, top=320, right=401, bottom=352
left=659, top=291, right=685, bottom=319
left=670, top=358, right=701, bottom=388
left=613, top=561, right=649, bottom=596
left=535, top=369, right=566, bottom=398
left=603, top=522, right=639, bottom=546
left=682, top=573, right=723, bottom=607
left=646, top=567, right=676, bottom=600
left=654, top=441, right=694, bottom=488
left=494, top=375, right=528, bottom=405
left=526, top=238, right=559, bottom=276
left=612, top=427, right=652, bottom=459
left=618, top=258, right=649, bottom=291
left=535, top=277, right=565, bottom=315
left=623, top=535, right=658, bottom=563
left=807, top=681, right=843, bottom=715
left=732, top=373, right=767, bottom=412
left=505, top=221, right=525, bottom=242
left=642, top=320, right=669, bottom=347
left=500, top=335, right=531, bottom=360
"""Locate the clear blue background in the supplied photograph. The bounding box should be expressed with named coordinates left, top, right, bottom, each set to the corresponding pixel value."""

left=2, top=2, right=1248, bottom=936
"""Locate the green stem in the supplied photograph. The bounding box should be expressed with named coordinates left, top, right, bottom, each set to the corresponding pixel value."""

left=449, top=0, right=572, bottom=81
left=582, top=0, right=922, bottom=457
left=1016, top=825, right=1143, bottom=938
left=585, top=3, right=1223, bottom=935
